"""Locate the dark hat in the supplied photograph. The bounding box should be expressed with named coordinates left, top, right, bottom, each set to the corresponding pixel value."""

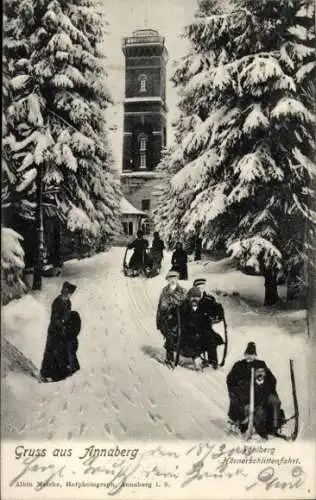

left=188, top=287, right=202, bottom=299
left=244, top=342, right=257, bottom=356
left=166, top=270, right=179, bottom=280
left=62, top=281, right=77, bottom=294
left=193, top=278, right=207, bottom=287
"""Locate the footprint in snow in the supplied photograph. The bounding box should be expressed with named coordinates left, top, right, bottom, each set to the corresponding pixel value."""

left=36, top=411, right=45, bottom=422
left=78, top=423, right=86, bottom=437
left=148, top=397, right=156, bottom=407
left=148, top=411, right=160, bottom=424
left=104, top=423, right=113, bottom=437
left=164, top=423, right=173, bottom=435
left=110, top=400, right=119, bottom=412
left=118, top=420, right=127, bottom=433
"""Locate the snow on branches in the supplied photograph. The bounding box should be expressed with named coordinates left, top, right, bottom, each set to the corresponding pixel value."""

left=3, top=0, right=120, bottom=243
left=1, top=228, right=26, bottom=305
left=154, top=0, right=315, bottom=297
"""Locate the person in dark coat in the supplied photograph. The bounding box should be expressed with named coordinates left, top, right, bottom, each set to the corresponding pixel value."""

left=40, top=282, right=80, bottom=382
left=151, top=231, right=165, bottom=275
left=189, top=278, right=224, bottom=369
left=227, top=342, right=283, bottom=438
left=171, top=242, right=188, bottom=280
left=181, top=288, right=205, bottom=366
left=128, top=230, right=149, bottom=272
left=156, top=270, right=187, bottom=366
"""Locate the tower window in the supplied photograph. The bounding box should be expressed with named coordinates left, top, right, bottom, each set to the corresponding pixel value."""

left=139, top=74, right=147, bottom=92
left=140, top=153, right=146, bottom=169
left=141, top=199, right=150, bottom=211
left=140, top=137, right=147, bottom=151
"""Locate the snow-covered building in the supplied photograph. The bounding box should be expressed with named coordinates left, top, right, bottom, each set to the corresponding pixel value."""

left=120, top=28, right=168, bottom=234
left=120, top=197, right=147, bottom=242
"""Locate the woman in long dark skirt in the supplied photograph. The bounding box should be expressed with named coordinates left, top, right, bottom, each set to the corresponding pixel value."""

left=40, top=281, right=79, bottom=382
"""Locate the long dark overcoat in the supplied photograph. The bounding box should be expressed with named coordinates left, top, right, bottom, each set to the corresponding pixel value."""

left=40, top=297, right=81, bottom=381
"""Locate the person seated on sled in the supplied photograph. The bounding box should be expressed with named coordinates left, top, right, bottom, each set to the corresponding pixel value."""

left=189, top=278, right=224, bottom=369
left=227, top=342, right=283, bottom=438
left=181, top=288, right=205, bottom=368
left=151, top=231, right=165, bottom=275
left=156, top=270, right=187, bottom=367
left=127, top=230, right=149, bottom=273
left=171, top=242, right=188, bottom=280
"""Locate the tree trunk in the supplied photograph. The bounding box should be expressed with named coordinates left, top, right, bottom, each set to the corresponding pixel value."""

left=32, top=165, right=44, bottom=291
left=194, top=236, right=202, bottom=261
left=264, top=269, right=279, bottom=306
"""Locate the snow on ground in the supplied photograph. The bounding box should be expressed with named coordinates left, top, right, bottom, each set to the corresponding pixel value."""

left=1, top=248, right=310, bottom=441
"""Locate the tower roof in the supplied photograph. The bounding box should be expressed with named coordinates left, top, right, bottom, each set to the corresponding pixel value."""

left=122, top=28, right=167, bottom=55
left=132, top=29, right=159, bottom=37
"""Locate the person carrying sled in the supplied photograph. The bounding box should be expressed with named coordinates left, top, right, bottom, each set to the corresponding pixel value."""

left=156, top=270, right=187, bottom=367
left=226, top=342, right=283, bottom=438
left=127, top=230, right=149, bottom=273
left=40, top=281, right=81, bottom=382
left=189, top=278, right=224, bottom=369
left=171, top=242, right=188, bottom=280
left=151, top=231, right=165, bottom=275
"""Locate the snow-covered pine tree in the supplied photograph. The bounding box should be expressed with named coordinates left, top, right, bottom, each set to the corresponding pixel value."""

left=155, top=0, right=316, bottom=305
left=1, top=228, right=26, bottom=304
left=3, top=0, right=120, bottom=258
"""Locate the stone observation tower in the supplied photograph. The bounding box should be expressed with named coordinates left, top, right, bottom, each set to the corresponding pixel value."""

left=120, top=28, right=168, bottom=236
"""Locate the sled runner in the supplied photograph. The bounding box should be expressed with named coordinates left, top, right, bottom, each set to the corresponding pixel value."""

left=171, top=299, right=228, bottom=371
left=228, top=360, right=299, bottom=441
left=122, top=247, right=153, bottom=278
left=210, top=302, right=228, bottom=367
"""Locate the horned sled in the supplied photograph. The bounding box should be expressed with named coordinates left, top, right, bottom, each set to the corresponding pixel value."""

left=159, top=300, right=228, bottom=371
left=122, top=247, right=159, bottom=278
left=227, top=360, right=299, bottom=441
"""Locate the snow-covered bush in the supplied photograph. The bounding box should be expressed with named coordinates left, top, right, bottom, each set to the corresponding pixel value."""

left=154, top=0, right=316, bottom=305
left=1, top=228, right=26, bottom=305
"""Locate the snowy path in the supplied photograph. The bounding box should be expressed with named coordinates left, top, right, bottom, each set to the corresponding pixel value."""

left=2, top=248, right=309, bottom=441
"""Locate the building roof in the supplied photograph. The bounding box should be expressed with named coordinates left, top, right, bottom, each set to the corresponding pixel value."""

left=132, top=29, right=159, bottom=37
left=120, top=197, right=146, bottom=216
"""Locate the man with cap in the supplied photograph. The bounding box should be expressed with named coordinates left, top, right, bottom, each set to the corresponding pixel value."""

left=226, top=342, right=283, bottom=438
left=189, top=278, right=224, bottom=369
left=156, top=270, right=187, bottom=366
left=40, top=281, right=80, bottom=382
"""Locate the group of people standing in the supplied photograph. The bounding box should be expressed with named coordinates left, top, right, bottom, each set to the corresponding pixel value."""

left=156, top=271, right=224, bottom=368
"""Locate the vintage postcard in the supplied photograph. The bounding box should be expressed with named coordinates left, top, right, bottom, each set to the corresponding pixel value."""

left=2, top=0, right=316, bottom=499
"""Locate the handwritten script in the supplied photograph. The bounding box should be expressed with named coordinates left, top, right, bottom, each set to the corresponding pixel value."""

left=7, top=441, right=309, bottom=497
